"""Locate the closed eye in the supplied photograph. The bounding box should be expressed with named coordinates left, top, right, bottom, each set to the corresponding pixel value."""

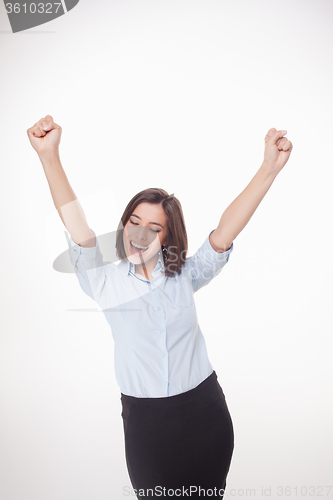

left=129, top=220, right=160, bottom=233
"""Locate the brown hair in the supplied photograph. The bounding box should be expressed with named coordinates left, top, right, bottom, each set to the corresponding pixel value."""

left=115, top=188, right=188, bottom=277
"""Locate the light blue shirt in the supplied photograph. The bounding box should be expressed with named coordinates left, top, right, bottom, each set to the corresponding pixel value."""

left=68, top=228, right=234, bottom=398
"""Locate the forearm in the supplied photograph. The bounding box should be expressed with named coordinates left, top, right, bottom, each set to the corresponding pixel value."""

left=39, top=152, right=94, bottom=245
left=216, top=161, right=276, bottom=245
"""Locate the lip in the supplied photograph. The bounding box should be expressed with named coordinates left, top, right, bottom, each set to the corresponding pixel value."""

left=129, top=240, right=150, bottom=256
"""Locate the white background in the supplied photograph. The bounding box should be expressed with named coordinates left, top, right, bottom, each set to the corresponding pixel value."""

left=0, top=0, right=332, bottom=499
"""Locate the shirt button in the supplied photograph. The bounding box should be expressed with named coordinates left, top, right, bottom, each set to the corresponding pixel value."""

left=157, top=306, right=161, bottom=311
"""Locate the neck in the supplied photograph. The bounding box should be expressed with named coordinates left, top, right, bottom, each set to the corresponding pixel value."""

left=135, top=252, right=160, bottom=280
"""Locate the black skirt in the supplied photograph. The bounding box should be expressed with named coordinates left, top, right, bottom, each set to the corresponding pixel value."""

left=121, top=370, right=234, bottom=499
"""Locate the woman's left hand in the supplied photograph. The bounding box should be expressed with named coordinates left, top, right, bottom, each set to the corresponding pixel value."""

left=263, top=128, right=293, bottom=175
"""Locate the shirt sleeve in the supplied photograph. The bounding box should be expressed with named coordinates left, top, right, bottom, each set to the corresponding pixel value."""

left=185, top=229, right=234, bottom=293
left=68, top=228, right=108, bottom=304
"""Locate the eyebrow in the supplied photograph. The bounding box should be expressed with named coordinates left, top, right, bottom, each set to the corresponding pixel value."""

left=130, top=213, right=164, bottom=228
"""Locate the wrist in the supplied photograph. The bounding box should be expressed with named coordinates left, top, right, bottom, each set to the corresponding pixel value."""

left=260, top=160, right=278, bottom=182
left=38, top=150, right=61, bottom=166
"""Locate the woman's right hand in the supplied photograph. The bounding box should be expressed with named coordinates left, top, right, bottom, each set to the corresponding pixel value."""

left=27, top=115, right=62, bottom=158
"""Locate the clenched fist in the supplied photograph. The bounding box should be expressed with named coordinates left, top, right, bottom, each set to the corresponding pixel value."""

left=27, top=115, right=62, bottom=158
left=263, top=128, right=293, bottom=175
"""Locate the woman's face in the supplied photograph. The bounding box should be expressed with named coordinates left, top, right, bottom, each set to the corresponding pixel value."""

left=123, top=202, right=168, bottom=265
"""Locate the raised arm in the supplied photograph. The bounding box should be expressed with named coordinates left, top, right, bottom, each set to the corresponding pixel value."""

left=27, top=115, right=95, bottom=248
left=210, top=128, right=293, bottom=252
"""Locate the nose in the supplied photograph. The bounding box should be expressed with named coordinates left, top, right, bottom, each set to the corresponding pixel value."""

left=128, top=225, right=158, bottom=246
left=137, top=227, right=148, bottom=241
left=128, top=224, right=148, bottom=241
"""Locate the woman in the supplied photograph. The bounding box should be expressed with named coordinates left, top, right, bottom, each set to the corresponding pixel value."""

left=27, top=115, right=293, bottom=499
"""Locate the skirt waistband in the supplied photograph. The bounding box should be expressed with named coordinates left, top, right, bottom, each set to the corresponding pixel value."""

left=120, top=370, right=224, bottom=409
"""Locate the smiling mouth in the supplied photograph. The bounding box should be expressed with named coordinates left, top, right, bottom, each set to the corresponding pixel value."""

left=130, top=240, right=149, bottom=255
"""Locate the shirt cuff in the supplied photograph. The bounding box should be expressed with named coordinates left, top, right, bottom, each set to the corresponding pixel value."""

left=206, top=229, right=234, bottom=262
left=68, top=228, right=102, bottom=269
